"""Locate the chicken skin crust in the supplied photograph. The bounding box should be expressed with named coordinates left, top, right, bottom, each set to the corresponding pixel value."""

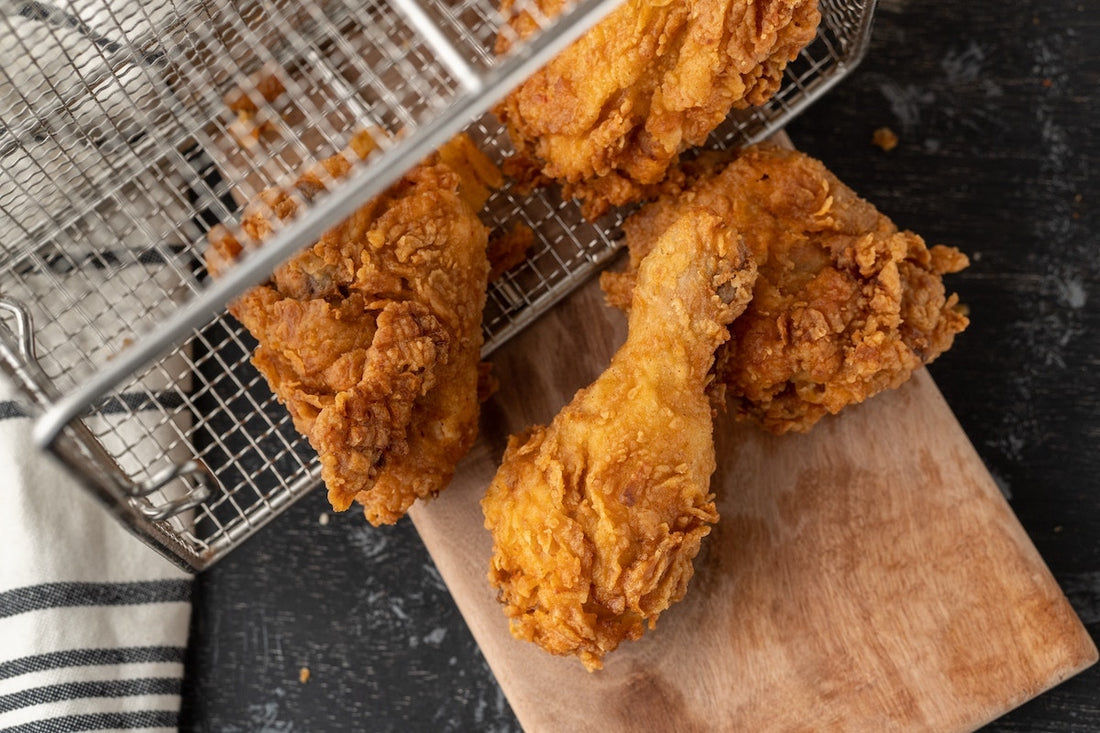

left=494, top=0, right=820, bottom=218
left=206, top=133, right=501, bottom=524
left=601, top=145, right=970, bottom=433
left=483, top=209, right=758, bottom=670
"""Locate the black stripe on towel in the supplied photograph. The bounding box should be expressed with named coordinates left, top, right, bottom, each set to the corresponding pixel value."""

left=0, top=392, right=185, bottom=422
left=2, top=709, right=178, bottom=733
left=0, top=646, right=185, bottom=681
left=97, top=391, right=186, bottom=415
left=13, top=0, right=167, bottom=66
left=23, top=245, right=188, bottom=276
left=0, top=580, right=191, bottom=618
left=0, top=677, right=181, bottom=714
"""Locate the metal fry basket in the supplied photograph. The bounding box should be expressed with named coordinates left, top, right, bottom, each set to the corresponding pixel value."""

left=0, top=0, right=876, bottom=570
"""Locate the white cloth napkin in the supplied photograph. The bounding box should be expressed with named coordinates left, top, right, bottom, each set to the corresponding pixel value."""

left=1, top=3, right=200, bottom=729
left=0, top=268, right=196, bottom=733
left=0, top=377, right=192, bottom=732
left=0, top=271, right=196, bottom=732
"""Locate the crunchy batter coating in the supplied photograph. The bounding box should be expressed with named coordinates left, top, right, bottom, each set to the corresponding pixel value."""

left=207, top=133, right=501, bottom=524
left=601, top=145, right=969, bottom=433
left=482, top=210, right=757, bottom=670
left=494, top=0, right=820, bottom=218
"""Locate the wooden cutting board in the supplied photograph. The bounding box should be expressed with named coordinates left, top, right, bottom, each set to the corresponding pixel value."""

left=410, top=271, right=1096, bottom=732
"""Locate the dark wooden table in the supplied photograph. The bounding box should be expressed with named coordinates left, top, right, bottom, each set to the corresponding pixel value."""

left=180, top=1, right=1100, bottom=730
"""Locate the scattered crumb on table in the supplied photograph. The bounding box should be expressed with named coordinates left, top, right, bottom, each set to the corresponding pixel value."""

left=872, top=127, right=898, bottom=152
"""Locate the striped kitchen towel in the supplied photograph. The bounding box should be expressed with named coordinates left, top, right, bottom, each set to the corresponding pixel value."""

left=0, top=2, right=202, bottom=730
left=0, top=368, right=192, bottom=732
left=0, top=261, right=198, bottom=731
left=0, top=264, right=197, bottom=731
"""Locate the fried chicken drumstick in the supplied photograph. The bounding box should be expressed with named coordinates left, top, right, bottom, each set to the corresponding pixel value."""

left=494, top=0, right=820, bottom=218
left=482, top=209, right=758, bottom=670
left=206, top=133, right=501, bottom=524
left=601, top=145, right=969, bottom=433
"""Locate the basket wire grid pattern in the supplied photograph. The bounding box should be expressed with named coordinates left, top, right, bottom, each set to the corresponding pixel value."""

left=0, top=0, right=874, bottom=569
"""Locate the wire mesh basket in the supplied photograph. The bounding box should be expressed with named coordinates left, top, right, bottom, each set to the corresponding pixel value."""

left=0, top=0, right=875, bottom=570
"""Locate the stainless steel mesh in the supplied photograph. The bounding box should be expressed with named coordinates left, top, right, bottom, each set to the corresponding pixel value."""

left=0, top=0, right=875, bottom=569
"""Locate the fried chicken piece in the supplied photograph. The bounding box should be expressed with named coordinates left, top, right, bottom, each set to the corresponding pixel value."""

left=206, top=133, right=502, bottom=524
left=601, top=145, right=970, bottom=433
left=494, top=0, right=820, bottom=219
left=482, top=209, right=758, bottom=670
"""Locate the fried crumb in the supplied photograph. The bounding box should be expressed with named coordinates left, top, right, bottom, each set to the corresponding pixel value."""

left=318, top=513, right=329, bottom=526
left=224, top=71, right=289, bottom=147
left=106, top=337, right=136, bottom=361
left=872, top=126, right=899, bottom=152
left=477, top=361, right=500, bottom=402
left=488, top=221, right=536, bottom=281
left=299, top=666, right=311, bottom=683
left=224, top=71, right=287, bottom=113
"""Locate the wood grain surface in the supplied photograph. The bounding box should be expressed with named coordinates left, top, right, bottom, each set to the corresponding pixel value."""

left=411, top=275, right=1096, bottom=733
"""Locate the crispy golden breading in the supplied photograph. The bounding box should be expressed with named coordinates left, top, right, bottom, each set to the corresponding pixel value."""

left=482, top=210, right=757, bottom=670
left=601, top=145, right=969, bottom=433
left=487, top=221, right=536, bottom=281
left=494, top=0, right=820, bottom=218
left=206, top=133, right=502, bottom=524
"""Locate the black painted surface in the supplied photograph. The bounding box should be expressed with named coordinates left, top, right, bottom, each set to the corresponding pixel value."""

left=180, top=1, right=1100, bottom=730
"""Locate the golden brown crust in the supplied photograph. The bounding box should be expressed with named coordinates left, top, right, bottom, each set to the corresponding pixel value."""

left=487, top=221, right=536, bottom=281
left=483, top=210, right=758, bottom=669
left=600, top=145, right=969, bottom=433
left=495, top=0, right=820, bottom=218
left=206, top=134, right=500, bottom=523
